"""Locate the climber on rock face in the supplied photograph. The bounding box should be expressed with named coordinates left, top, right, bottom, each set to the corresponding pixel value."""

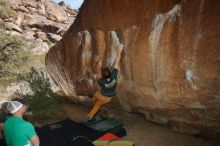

left=85, top=44, right=124, bottom=121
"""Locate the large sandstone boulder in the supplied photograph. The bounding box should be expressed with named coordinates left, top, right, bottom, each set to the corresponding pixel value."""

left=45, top=0, right=220, bottom=139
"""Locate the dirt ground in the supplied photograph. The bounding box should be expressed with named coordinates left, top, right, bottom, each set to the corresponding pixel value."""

left=59, top=103, right=218, bottom=146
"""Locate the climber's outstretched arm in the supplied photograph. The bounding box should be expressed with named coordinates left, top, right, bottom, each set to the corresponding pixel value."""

left=97, top=61, right=102, bottom=79
left=113, top=44, right=124, bottom=70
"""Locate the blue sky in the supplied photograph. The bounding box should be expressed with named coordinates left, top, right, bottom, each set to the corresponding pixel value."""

left=53, top=0, right=84, bottom=9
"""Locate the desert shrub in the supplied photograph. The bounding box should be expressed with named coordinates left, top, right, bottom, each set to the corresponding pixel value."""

left=0, top=0, right=16, bottom=19
left=18, top=67, right=64, bottom=122
left=0, top=33, right=31, bottom=87
left=0, top=20, right=5, bottom=28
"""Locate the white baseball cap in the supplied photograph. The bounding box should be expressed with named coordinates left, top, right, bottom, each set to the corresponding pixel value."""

left=7, top=101, right=23, bottom=114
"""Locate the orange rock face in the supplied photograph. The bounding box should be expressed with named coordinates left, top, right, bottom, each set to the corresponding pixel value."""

left=46, top=0, right=220, bottom=139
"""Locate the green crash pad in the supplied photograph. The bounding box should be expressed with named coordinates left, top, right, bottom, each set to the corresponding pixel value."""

left=83, top=115, right=124, bottom=133
left=81, top=115, right=104, bottom=125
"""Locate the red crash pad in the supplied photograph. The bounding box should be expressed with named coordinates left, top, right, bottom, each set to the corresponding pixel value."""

left=93, top=132, right=134, bottom=146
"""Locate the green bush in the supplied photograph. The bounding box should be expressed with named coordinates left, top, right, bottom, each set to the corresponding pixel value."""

left=18, top=68, right=64, bottom=122
left=0, top=0, right=16, bottom=19
left=0, top=33, right=30, bottom=87
left=0, top=20, right=5, bottom=28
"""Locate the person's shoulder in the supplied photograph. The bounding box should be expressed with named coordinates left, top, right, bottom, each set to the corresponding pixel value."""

left=3, top=116, right=14, bottom=126
left=23, top=120, right=34, bottom=127
left=5, top=116, right=14, bottom=122
left=8, top=117, right=24, bottom=125
left=98, top=78, right=106, bottom=83
left=20, top=120, right=35, bottom=132
left=12, top=118, right=33, bottom=128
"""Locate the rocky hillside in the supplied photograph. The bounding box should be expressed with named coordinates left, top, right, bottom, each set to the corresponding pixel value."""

left=0, top=0, right=77, bottom=99
left=45, top=0, right=220, bottom=140
left=3, top=0, right=77, bottom=43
